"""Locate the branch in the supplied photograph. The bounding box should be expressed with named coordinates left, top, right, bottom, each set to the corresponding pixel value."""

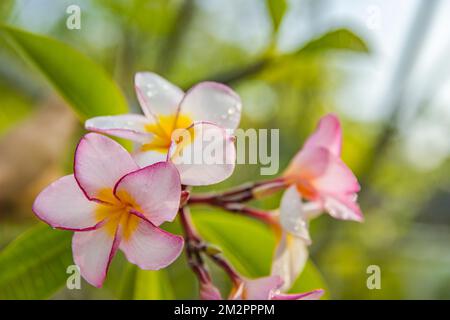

left=178, top=206, right=243, bottom=288
left=188, top=178, right=285, bottom=205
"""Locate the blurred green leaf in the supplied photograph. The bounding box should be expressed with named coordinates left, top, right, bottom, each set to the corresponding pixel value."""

left=119, top=264, right=175, bottom=299
left=290, top=260, right=330, bottom=299
left=0, top=223, right=73, bottom=299
left=0, top=25, right=128, bottom=120
left=194, top=210, right=274, bottom=277
left=297, top=28, right=369, bottom=55
left=134, top=269, right=175, bottom=299
left=193, top=210, right=328, bottom=299
left=0, top=1, right=13, bottom=21
left=0, top=86, right=31, bottom=136
left=266, top=0, right=287, bottom=33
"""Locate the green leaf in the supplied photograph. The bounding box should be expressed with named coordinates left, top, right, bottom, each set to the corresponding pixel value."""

left=134, top=269, right=175, bottom=299
left=266, top=0, right=287, bottom=33
left=297, top=28, right=369, bottom=55
left=193, top=209, right=274, bottom=277
left=0, top=1, right=13, bottom=21
left=193, top=210, right=329, bottom=298
left=290, top=260, right=330, bottom=299
left=118, top=264, right=175, bottom=300
left=0, top=25, right=128, bottom=120
left=0, top=223, right=73, bottom=299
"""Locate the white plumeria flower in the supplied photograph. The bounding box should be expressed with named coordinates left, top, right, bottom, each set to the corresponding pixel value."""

left=85, top=72, right=242, bottom=186
left=271, top=186, right=322, bottom=291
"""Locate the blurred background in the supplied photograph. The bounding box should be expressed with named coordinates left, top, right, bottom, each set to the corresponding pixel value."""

left=0, top=0, right=449, bottom=299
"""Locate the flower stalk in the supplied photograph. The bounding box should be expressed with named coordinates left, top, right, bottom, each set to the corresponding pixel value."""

left=178, top=206, right=242, bottom=290
left=188, top=178, right=286, bottom=205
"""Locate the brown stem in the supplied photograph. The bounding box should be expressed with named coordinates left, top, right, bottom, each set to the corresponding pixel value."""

left=178, top=206, right=244, bottom=287
left=179, top=207, right=209, bottom=284
left=188, top=178, right=286, bottom=205
left=221, top=203, right=278, bottom=227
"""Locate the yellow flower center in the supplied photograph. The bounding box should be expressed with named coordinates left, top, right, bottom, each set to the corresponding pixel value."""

left=141, top=113, right=194, bottom=154
left=95, top=189, right=142, bottom=240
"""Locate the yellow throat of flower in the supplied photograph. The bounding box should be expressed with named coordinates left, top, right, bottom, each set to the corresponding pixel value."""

left=141, top=113, right=194, bottom=153
left=95, top=189, right=142, bottom=241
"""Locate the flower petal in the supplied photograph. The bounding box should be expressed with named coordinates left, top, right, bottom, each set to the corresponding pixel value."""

left=285, top=147, right=359, bottom=196
left=303, top=114, right=342, bottom=157
left=32, top=175, right=98, bottom=231
left=200, top=283, right=223, bottom=300
left=271, top=231, right=309, bottom=291
left=85, top=114, right=152, bottom=143
left=119, top=216, right=183, bottom=270
left=323, top=194, right=363, bottom=222
left=133, top=149, right=169, bottom=168
left=114, top=162, right=181, bottom=226
left=312, top=153, right=360, bottom=195
left=180, top=82, right=242, bottom=130
left=74, top=133, right=139, bottom=202
left=280, top=186, right=312, bottom=242
left=170, top=122, right=236, bottom=186
left=272, top=289, right=324, bottom=300
left=135, top=72, right=184, bottom=120
left=72, top=227, right=120, bottom=288
left=241, top=276, right=283, bottom=300
left=284, top=147, right=330, bottom=184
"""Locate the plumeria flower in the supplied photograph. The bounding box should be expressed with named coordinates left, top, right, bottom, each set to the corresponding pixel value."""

left=282, top=114, right=362, bottom=221
left=33, top=133, right=184, bottom=287
left=272, top=114, right=362, bottom=289
left=85, top=72, right=241, bottom=186
left=230, top=276, right=323, bottom=300
left=199, top=275, right=322, bottom=300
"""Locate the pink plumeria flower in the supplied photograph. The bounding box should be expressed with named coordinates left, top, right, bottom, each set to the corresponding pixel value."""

left=272, top=114, right=362, bottom=289
left=282, top=113, right=362, bottom=221
left=32, top=133, right=184, bottom=287
left=230, top=276, right=323, bottom=300
left=85, top=72, right=241, bottom=186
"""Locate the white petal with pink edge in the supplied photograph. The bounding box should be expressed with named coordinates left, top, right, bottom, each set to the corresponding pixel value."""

left=323, top=194, right=363, bottom=222
left=114, top=162, right=181, bottom=226
left=280, top=186, right=312, bottom=242
left=135, top=72, right=184, bottom=119
left=170, top=122, right=236, bottom=186
left=179, top=82, right=242, bottom=130
left=119, top=217, right=183, bottom=270
left=303, top=113, right=342, bottom=157
left=32, top=175, right=98, bottom=231
left=241, top=276, right=283, bottom=300
left=72, top=227, right=120, bottom=288
left=271, top=231, right=309, bottom=291
left=133, top=149, right=169, bottom=168
left=272, top=289, right=324, bottom=300
left=85, top=114, right=152, bottom=143
left=74, top=133, right=139, bottom=202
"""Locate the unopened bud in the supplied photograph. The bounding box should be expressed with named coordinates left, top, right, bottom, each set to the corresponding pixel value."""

left=205, top=244, right=222, bottom=255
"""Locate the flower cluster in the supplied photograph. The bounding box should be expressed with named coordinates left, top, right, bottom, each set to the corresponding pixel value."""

left=33, top=72, right=362, bottom=299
